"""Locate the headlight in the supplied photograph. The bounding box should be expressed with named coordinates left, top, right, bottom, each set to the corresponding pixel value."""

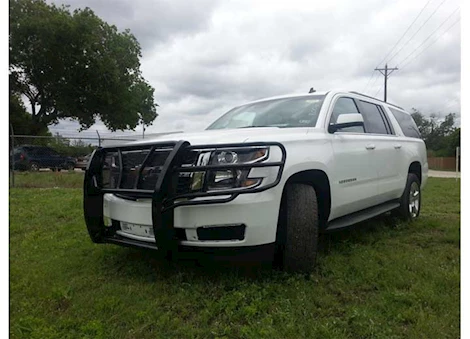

left=211, top=148, right=268, bottom=165
left=191, top=147, right=269, bottom=191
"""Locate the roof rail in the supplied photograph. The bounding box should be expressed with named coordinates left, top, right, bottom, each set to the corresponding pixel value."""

left=349, top=91, right=404, bottom=110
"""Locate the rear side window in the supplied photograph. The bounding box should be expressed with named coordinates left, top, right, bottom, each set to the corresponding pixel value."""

left=389, top=108, right=421, bottom=138
left=359, top=101, right=389, bottom=134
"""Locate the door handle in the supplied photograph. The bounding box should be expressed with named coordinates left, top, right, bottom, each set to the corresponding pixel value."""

left=394, top=144, right=402, bottom=149
left=365, top=144, right=376, bottom=150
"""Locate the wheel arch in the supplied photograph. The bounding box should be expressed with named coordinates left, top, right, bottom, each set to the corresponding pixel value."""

left=282, top=169, right=331, bottom=229
left=408, top=161, right=422, bottom=183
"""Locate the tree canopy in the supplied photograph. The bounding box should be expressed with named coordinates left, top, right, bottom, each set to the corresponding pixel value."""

left=411, top=109, right=460, bottom=157
left=9, top=0, right=158, bottom=131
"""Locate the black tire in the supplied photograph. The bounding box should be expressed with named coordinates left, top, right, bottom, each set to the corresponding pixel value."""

left=394, top=173, right=421, bottom=221
left=29, top=162, right=39, bottom=172
left=65, top=163, right=75, bottom=171
left=276, top=183, right=319, bottom=273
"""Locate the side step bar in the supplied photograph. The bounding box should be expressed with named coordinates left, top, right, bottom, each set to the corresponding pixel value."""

left=324, top=200, right=400, bottom=232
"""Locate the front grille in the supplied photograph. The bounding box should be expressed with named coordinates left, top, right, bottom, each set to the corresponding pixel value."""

left=121, top=149, right=151, bottom=189
left=176, top=175, right=193, bottom=194
left=102, top=147, right=199, bottom=195
left=137, top=149, right=171, bottom=189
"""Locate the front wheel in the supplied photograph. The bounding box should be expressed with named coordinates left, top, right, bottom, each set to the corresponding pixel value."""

left=65, top=163, right=75, bottom=171
left=394, top=173, right=421, bottom=220
left=275, top=183, right=319, bottom=273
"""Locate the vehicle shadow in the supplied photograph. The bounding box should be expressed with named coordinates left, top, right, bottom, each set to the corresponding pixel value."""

left=317, top=213, right=401, bottom=255
left=97, top=213, right=402, bottom=281
left=98, top=244, right=275, bottom=281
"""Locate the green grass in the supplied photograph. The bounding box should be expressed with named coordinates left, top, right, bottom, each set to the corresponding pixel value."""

left=10, top=171, right=85, bottom=188
left=9, top=178, right=460, bottom=338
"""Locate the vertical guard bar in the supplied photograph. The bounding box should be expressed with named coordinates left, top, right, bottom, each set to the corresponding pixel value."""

left=134, top=146, right=156, bottom=189
left=152, top=140, right=190, bottom=259
left=83, top=148, right=106, bottom=243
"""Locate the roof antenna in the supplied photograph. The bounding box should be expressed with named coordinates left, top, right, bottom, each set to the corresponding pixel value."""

left=308, top=87, right=316, bottom=93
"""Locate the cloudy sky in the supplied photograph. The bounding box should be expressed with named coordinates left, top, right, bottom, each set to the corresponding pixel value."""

left=48, top=0, right=461, bottom=137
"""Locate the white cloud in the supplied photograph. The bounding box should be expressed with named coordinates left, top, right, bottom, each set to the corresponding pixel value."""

left=48, top=0, right=461, bottom=136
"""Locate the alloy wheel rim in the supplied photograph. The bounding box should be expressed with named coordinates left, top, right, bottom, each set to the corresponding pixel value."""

left=409, top=182, right=420, bottom=218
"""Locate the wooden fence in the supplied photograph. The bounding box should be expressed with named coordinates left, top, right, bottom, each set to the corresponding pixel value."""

left=427, top=157, right=460, bottom=171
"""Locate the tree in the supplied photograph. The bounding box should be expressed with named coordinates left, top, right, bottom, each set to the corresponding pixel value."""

left=411, top=109, right=432, bottom=139
left=9, top=0, right=158, bottom=131
left=445, top=128, right=460, bottom=156
left=411, top=108, right=458, bottom=156
left=9, top=91, right=50, bottom=139
left=47, top=133, right=95, bottom=157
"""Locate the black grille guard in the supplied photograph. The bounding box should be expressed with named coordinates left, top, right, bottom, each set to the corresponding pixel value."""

left=83, top=140, right=286, bottom=256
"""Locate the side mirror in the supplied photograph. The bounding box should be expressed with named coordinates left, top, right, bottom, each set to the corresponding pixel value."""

left=328, top=113, right=364, bottom=133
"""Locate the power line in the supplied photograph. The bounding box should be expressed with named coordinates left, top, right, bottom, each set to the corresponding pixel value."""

left=366, top=73, right=381, bottom=95
left=376, top=0, right=433, bottom=67
left=442, top=99, right=460, bottom=111
left=373, top=85, right=383, bottom=98
left=364, top=72, right=380, bottom=94
left=387, top=0, right=448, bottom=64
left=396, top=10, right=460, bottom=68
left=442, top=96, right=460, bottom=107
left=396, top=7, right=459, bottom=67
left=363, top=0, right=432, bottom=93
left=398, top=17, right=460, bottom=71
left=362, top=71, right=376, bottom=93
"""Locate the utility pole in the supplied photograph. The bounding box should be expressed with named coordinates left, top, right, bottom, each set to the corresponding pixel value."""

left=374, top=64, right=398, bottom=102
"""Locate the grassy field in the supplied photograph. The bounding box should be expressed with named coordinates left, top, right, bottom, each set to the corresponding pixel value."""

left=9, top=178, right=460, bottom=338
left=10, top=171, right=85, bottom=189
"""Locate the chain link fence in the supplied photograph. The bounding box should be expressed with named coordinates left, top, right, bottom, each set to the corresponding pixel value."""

left=9, top=129, right=182, bottom=188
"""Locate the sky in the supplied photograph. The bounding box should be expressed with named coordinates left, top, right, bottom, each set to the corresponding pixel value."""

left=47, top=0, right=462, bottom=138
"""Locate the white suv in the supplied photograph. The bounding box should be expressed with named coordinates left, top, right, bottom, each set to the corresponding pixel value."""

left=84, top=90, right=428, bottom=272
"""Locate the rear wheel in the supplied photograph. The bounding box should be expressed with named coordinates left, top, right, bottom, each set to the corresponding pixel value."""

left=276, top=183, right=319, bottom=273
left=29, top=162, right=39, bottom=172
left=394, top=173, right=421, bottom=220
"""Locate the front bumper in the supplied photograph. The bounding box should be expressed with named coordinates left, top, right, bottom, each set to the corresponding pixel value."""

left=102, top=186, right=282, bottom=247
left=84, top=140, right=286, bottom=257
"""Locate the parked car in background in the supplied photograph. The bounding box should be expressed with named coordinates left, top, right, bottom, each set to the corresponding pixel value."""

left=75, top=153, right=92, bottom=171
left=12, top=145, right=76, bottom=171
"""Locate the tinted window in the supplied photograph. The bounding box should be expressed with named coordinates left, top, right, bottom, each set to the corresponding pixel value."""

left=330, top=97, right=364, bottom=133
left=359, top=101, right=389, bottom=134
left=378, top=105, right=395, bottom=134
left=389, top=108, right=421, bottom=138
left=25, top=147, right=57, bottom=156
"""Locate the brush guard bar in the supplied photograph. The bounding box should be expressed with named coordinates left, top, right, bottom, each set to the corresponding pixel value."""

left=83, top=140, right=286, bottom=256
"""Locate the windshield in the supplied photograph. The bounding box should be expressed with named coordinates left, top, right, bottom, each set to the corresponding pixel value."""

left=207, top=95, right=325, bottom=130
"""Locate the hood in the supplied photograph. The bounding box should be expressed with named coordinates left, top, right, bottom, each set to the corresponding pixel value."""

left=128, top=127, right=315, bottom=146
